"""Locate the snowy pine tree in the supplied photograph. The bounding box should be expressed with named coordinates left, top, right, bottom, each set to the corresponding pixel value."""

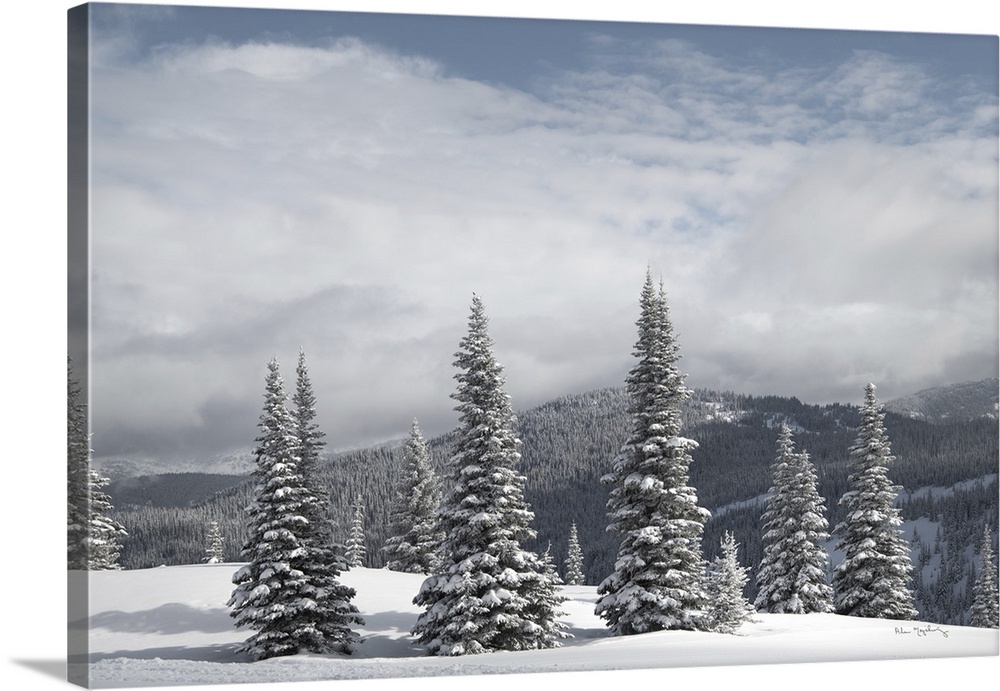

left=969, top=527, right=998, bottom=628
left=595, top=272, right=711, bottom=635
left=383, top=419, right=444, bottom=574
left=291, top=349, right=332, bottom=552
left=288, top=350, right=362, bottom=648
left=291, top=349, right=326, bottom=499
left=228, top=358, right=362, bottom=660
left=755, top=424, right=834, bottom=614
left=345, top=496, right=366, bottom=569
left=564, top=523, right=586, bottom=586
left=526, top=542, right=568, bottom=641
left=411, top=294, right=568, bottom=655
left=204, top=521, right=225, bottom=564
left=68, top=358, right=126, bottom=571
left=832, top=383, right=918, bottom=620
left=88, top=469, right=127, bottom=570
left=68, top=358, right=90, bottom=570
left=705, top=531, right=756, bottom=634
left=541, top=542, right=563, bottom=586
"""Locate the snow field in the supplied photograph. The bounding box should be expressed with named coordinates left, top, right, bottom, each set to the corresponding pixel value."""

left=80, top=563, right=998, bottom=689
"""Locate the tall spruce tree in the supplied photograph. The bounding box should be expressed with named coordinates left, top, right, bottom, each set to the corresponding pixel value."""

left=755, top=424, right=834, bottom=613
left=384, top=419, right=444, bottom=574
left=291, top=348, right=330, bottom=553
left=705, top=531, right=756, bottom=634
left=290, top=350, right=361, bottom=643
left=345, top=496, right=366, bottom=569
left=969, top=527, right=999, bottom=628
left=229, top=358, right=362, bottom=660
left=68, top=358, right=126, bottom=571
left=411, top=295, right=567, bottom=655
left=832, top=383, right=918, bottom=620
left=291, top=349, right=325, bottom=496
left=595, top=272, right=710, bottom=635
left=564, top=523, right=586, bottom=586
left=289, top=349, right=360, bottom=633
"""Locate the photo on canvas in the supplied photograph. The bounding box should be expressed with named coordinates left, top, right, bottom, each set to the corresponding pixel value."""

left=65, top=2, right=999, bottom=689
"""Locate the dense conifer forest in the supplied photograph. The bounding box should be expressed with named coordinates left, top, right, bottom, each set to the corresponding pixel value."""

left=108, top=382, right=998, bottom=626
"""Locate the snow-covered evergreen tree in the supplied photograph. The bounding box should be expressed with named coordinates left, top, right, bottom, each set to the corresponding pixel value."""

left=384, top=419, right=444, bottom=574
left=290, top=350, right=362, bottom=645
left=229, top=358, right=362, bottom=660
left=969, top=526, right=998, bottom=628
left=705, top=531, right=756, bottom=634
left=204, top=521, right=225, bottom=564
left=541, top=542, right=563, bottom=586
left=755, top=424, right=833, bottom=614
left=832, top=383, right=918, bottom=620
left=68, top=358, right=90, bottom=570
left=292, top=349, right=326, bottom=498
left=526, top=541, right=568, bottom=641
left=595, top=272, right=710, bottom=635
left=411, top=294, right=568, bottom=655
left=564, top=522, right=586, bottom=586
left=345, top=496, right=366, bottom=569
left=68, top=358, right=126, bottom=571
left=88, top=469, right=127, bottom=570
left=291, top=349, right=338, bottom=563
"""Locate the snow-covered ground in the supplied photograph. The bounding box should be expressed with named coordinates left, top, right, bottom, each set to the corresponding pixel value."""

left=65, top=563, right=999, bottom=689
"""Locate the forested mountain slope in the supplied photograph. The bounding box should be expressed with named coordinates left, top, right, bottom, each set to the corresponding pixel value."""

left=108, top=473, right=247, bottom=508
left=110, top=382, right=998, bottom=626
left=885, top=378, right=999, bottom=423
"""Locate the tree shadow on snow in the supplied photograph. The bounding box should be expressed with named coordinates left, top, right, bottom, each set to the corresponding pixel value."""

left=355, top=610, right=427, bottom=658
left=89, top=602, right=234, bottom=636
left=561, top=623, right=608, bottom=641
left=88, top=642, right=244, bottom=664
left=359, top=609, right=418, bottom=635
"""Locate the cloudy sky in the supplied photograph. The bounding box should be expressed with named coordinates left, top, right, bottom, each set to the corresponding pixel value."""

left=78, top=2, right=998, bottom=469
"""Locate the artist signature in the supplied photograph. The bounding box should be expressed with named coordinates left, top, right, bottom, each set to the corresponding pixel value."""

left=894, top=625, right=949, bottom=638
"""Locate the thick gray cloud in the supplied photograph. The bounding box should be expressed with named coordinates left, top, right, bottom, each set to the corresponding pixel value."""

left=85, top=8, right=998, bottom=469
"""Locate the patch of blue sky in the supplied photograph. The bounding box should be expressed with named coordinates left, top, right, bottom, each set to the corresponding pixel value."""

left=90, top=5, right=996, bottom=94
left=90, top=5, right=994, bottom=156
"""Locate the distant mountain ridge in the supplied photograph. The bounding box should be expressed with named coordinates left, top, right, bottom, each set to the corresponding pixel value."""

left=95, top=378, right=997, bottom=481
left=885, top=378, right=999, bottom=423
left=95, top=451, right=256, bottom=481
left=107, top=378, right=998, bottom=627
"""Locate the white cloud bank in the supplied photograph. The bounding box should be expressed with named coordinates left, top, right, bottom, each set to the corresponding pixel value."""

left=85, top=13, right=997, bottom=464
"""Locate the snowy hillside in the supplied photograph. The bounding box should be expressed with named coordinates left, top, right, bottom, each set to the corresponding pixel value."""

left=885, top=379, right=999, bottom=423
left=76, top=564, right=997, bottom=689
